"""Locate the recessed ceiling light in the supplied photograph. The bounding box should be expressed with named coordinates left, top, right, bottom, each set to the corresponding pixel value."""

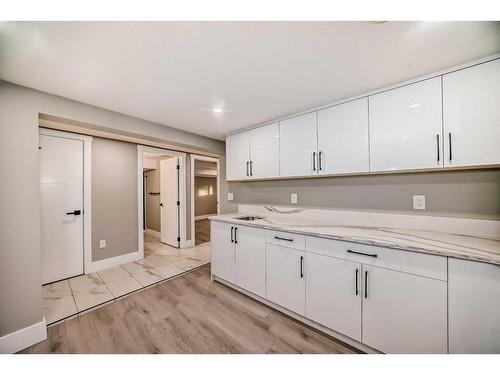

left=213, top=108, right=224, bottom=113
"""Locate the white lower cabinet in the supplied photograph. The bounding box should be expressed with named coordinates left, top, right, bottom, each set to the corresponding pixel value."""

left=448, top=258, right=500, bottom=353
left=266, top=243, right=306, bottom=315
left=306, top=253, right=362, bottom=341
left=211, top=221, right=236, bottom=283
left=361, top=265, right=448, bottom=353
left=235, top=225, right=266, bottom=297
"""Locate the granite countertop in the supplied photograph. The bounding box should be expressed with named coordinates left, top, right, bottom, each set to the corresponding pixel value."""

left=210, top=213, right=500, bottom=266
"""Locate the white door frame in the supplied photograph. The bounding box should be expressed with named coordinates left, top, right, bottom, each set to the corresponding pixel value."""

left=190, top=154, right=220, bottom=246
left=39, top=128, right=93, bottom=275
left=137, top=145, right=188, bottom=251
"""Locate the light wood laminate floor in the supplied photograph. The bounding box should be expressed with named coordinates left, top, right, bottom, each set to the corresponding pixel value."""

left=195, top=218, right=210, bottom=245
left=21, top=265, right=360, bottom=354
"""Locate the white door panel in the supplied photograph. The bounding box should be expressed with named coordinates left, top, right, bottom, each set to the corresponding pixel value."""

left=306, top=253, right=362, bottom=341
left=211, top=221, right=235, bottom=283
left=279, top=113, right=318, bottom=177
left=226, top=132, right=250, bottom=180
left=369, top=77, right=443, bottom=171
left=443, top=58, right=500, bottom=167
left=249, top=122, right=279, bottom=179
left=40, top=134, right=84, bottom=284
left=317, top=98, right=369, bottom=174
left=362, top=265, right=447, bottom=353
left=160, top=158, right=180, bottom=247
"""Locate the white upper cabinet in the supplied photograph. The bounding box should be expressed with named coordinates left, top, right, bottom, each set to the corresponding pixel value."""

left=225, top=131, right=250, bottom=181
left=443, top=58, right=500, bottom=167
left=317, top=98, right=369, bottom=174
left=249, top=122, right=280, bottom=179
left=279, top=112, right=318, bottom=177
left=369, top=77, right=443, bottom=172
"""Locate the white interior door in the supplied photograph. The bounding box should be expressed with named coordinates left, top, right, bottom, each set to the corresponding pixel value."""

left=160, top=157, right=180, bottom=247
left=40, top=134, right=84, bottom=284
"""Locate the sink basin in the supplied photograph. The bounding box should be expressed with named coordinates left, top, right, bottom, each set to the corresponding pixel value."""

left=234, top=215, right=264, bottom=221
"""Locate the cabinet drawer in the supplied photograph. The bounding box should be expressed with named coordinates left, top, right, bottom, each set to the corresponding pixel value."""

left=266, top=230, right=305, bottom=250
left=306, top=236, right=447, bottom=281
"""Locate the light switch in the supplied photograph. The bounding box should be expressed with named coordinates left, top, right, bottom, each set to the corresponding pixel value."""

left=291, top=193, right=298, bottom=204
left=228, top=192, right=234, bottom=201
left=413, top=195, right=426, bottom=210
left=99, top=240, right=106, bottom=249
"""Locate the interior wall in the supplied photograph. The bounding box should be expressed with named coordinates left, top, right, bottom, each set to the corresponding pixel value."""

left=145, top=167, right=161, bottom=232
left=194, top=176, right=218, bottom=217
left=227, top=169, right=500, bottom=220
left=0, top=80, right=225, bottom=340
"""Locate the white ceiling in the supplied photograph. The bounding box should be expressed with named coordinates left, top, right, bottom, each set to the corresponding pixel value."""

left=1, top=21, right=499, bottom=140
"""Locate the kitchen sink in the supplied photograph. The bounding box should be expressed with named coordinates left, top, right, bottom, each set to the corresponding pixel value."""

left=234, top=215, right=265, bottom=221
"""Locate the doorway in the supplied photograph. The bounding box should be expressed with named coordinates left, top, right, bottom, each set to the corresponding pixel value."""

left=190, top=155, right=220, bottom=246
left=138, top=146, right=187, bottom=254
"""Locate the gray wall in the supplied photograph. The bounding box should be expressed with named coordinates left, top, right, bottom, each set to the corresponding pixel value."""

left=145, top=168, right=161, bottom=232
left=0, top=80, right=225, bottom=339
left=92, top=138, right=138, bottom=261
left=195, top=176, right=218, bottom=216
left=227, top=169, right=500, bottom=220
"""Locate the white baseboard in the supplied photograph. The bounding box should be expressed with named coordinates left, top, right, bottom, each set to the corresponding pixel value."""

left=195, top=214, right=216, bottom=221
left=144, top=228, right=161, bottom=238
left=85, top=251, right=143, bottom=273
left=183, top=240, right=194, bottom=248
left=0, top=317, right=47, bottom=353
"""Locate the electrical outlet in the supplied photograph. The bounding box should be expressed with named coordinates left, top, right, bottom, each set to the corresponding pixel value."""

left=413, top=195, right=426, bottom=210
left=227, top=192, right=234, bottom=201
left=291, top=193, right=298, bottom=204
left=99, top=240, right=106, bottom=249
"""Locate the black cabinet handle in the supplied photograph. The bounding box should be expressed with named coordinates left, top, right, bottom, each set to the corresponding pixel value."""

left=436, top=134, right=440, bottom=163
left=300, top=256, right=304, bottom=278
left=312, top=152, right=316, bottom=171
left=364, top=270, right=368, bottom=299
left=448, top=132, right=452, bottom=162
left=250, top=161, right=253, bottom=176
left=230, top=227, right=234, bottom=243
left=355, top=268, right=359, bottom=296
left=234, top=227, right=238, bottom=244
left=347, top=249, right=378, bottom=258
left=274, top=236, right=293, bottom=242
left=66, top=210, right=81, bottom=216
left=246, top=161, right=249, bottom=176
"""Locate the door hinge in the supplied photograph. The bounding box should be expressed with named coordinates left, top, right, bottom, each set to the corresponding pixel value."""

left=176, top=165, right=180, bottom=170
left=176, top=201, right=180, bottom=206
left=177, top=237, right=180, bottom=242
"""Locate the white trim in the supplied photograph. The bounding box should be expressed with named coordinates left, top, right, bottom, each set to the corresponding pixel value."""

left=191, top=155, right=220, bottom=247
left=0, top=318, right=47, bottom=353
left=85, top=251, right=143, bottom=274
left=212, top=276, right=379, bottom=354
left=144, top=228, right=161, bottom=238
left=226, top=53, right=500, bottom=138
left=39, top=128, right=93, bottom=277
left=138, top=145, right=188, bottom=250
left=184, top=239, right=194, bottom=248
left=195, top=214, right=217, bottom=221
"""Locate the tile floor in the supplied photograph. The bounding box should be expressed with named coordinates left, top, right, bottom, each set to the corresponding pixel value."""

left=42, top=233, right=211, bottom=325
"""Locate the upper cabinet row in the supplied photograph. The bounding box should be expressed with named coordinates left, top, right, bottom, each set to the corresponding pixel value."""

left=226, top=58, right=500, bottom=181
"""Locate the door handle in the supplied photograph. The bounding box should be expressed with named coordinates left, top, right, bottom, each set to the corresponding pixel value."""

left=355, top=268, right=359, bottom=296
left=300, top=256, right=304, bottom=278
left=364, top=270, right=368, bottom=299
left=230, top=227, right=234, bottom=243
left=66, top=210, right=81, bottom=216
left=159, top=203, right=164, bottom=207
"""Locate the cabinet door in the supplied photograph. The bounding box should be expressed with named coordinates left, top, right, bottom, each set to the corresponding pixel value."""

left=448, top=258, right=500, bottom=353
left=266, top=244, right=305, bottom=315
left=317, top=98, right=369, bottom=174
left=235, top=225, right=266, bottom=297
left=225, top=131, right=250, bottom=181
left=279, top=112, right=318, bottom=177
left=306, top=253, right=362, bottom=340
left=249, top=122, right=279, bottom=179
left=210, top=221, right=235, bottom=283
left=443, top=58, right=500, bottom=167
left=362, top=265, right=447, bottom=353
left=369, top=77, right=443, bottom=171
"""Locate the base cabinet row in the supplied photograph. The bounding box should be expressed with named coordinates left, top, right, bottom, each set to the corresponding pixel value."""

left=211, top=221, right=500, bottom=353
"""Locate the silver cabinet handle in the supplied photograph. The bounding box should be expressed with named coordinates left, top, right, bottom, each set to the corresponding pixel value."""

left=250, top=161, right=253, bottom=176
left=436, top=134, right=440, bottom=164
left=312, top=152, right=316, bottom=171
left=448, top=132, right=452, bottom=163
left=318, top=151, right=323, bottom=171
left=246, top=161, right=249, bottom=176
